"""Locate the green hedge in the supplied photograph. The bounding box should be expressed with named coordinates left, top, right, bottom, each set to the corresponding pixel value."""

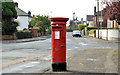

left=89, top=29, right=96, bottom=34
left=16, top=30, right=32, bottom=39
left=66, top=29, right=73, bottom=32
left=87, top=27, right=114, bottom=30
left=82, top=29, right=85, bottom=35
left=85, top=27, right=88, bottom=35
left=77, top=24, right=87, bottom=31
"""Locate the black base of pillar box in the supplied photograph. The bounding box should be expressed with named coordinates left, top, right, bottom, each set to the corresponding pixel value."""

left=52, top=62, right=67, bottom=71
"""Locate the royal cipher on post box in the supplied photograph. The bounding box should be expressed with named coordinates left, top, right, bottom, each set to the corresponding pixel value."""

left=49, top=17, right=69, bottom=71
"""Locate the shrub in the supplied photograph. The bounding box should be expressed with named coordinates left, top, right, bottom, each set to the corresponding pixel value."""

left=89, top=29, right=96, bottom=34
left=16, top=30, right=32, bottom=39
left=23, top=28, right=27, bottom=31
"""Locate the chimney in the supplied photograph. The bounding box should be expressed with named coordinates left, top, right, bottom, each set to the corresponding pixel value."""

left=94, top=6, right=96, bottom=15
left=15, top=2, right=18, bottom=7
left=33, top=15, right=35, bottom=18
left=28, top=11, right=31, bottom=16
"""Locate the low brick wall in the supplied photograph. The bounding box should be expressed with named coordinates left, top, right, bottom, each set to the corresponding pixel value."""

left=1, top=35, right=17, bottom=40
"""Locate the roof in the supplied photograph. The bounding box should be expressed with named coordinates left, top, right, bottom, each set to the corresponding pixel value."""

left=87, top=15, right=93, bottom=21
left=15, top=7, right=29, bottom=16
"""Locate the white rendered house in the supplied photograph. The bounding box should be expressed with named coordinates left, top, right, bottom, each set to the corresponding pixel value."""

left=14, top=3, right=33, bottom=30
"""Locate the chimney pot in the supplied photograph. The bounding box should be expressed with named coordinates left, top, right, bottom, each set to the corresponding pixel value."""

left=15, top=2, right=18, bottom=7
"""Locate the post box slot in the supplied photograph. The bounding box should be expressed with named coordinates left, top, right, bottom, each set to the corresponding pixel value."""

left=52, top=27, right=63, bottom=31
left=52, top=27, right=62, bottom=28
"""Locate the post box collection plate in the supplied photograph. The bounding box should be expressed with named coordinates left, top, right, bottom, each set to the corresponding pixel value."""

left=55, top=31, right=60, bottom=39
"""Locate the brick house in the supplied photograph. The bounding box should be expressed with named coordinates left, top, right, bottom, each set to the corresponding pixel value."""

left=93, top=6, right=104, bottom=28
left=102, top=2, right=119, bottom=28
left=106, top=18, right=118, bottom=28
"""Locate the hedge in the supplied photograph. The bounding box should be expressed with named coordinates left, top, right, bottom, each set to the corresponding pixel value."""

left=85, top=27, right=88, bottom=35
left=82, top=29, right=85, bottom=35
left=16, top=30, right=32, bottom=39
left=66, top=29, right=73, bottom=32
left=77, top=24, right=87, bottom=31
left=89, top=29, right=96, bottom=34
left=87, top=27, right=114, bottom=30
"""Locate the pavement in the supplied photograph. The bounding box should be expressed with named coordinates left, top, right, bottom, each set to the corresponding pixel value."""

left=1, top=35, right=51, bottom=44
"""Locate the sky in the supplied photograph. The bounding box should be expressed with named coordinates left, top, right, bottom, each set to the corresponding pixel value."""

left=13, top=0, right=98, bottom=25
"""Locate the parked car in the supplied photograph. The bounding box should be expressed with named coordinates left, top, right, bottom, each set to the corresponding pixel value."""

left=72, top=30, right=81, bottom=37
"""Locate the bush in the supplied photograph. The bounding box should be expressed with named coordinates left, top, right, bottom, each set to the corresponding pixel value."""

left=2, top=21, right=19, bottom=35
left=16, top=30, right=32, bottom=39
left=85, top=27, right=88, bottom=35
left=66, top=29, right=73, bottom=32
left=49, top=26, right=51, bottom=34
left=23, top=28, right=27, bottom=31
left=77, top=24, right=87, bottom=31
left=89, top=29, right=96, bottom=34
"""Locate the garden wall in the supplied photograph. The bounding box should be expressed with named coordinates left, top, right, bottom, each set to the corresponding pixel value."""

left=96, top=29, right=119, bottom=41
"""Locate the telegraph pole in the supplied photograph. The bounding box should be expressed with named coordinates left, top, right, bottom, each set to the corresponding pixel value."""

left=97, top=0, right=100, bottom=38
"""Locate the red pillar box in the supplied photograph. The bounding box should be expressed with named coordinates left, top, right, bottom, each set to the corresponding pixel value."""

left=49, top=17, right=69, bottom=71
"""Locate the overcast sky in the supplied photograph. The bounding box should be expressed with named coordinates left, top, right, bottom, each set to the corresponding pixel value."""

left=13, top=0, right=99, bottom=24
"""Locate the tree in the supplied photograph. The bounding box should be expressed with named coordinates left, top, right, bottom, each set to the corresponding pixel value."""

left=2, top=2, right=18, bottom=35
left=29, top=15, right=51, bottom=35
left=103, top=1, right=120, bottom=25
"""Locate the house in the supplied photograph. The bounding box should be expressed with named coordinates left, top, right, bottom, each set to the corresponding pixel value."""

left=93, top=6, right=104, bottom=28
left=69, top=17, right=80, bottom=29
left=106, top=19, right=119, bottom=28
left=86, top=15, right=94, bottom=27
left=94, top=2, right=119, bottom=29
left=14, top=3, right=33, bottom=30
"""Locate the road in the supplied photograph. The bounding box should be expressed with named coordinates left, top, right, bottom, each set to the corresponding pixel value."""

left=1, top=32, right=118, bottom=73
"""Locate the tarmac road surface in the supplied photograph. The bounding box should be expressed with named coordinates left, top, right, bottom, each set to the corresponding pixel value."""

left=1, top=32, right=118, bottom=73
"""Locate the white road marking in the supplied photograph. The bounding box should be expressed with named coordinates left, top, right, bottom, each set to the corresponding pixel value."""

left=79, top=43, right=88, bottom=46
left=75, top=47, right=78, bottom=48
left=86, top=58, right=99, bottom=61
left=67, top=49, right=72, bottom=50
